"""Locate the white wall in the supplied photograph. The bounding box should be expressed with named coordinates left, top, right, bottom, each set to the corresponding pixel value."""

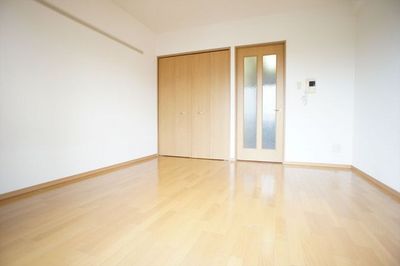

left=353, top=0, right=400, bottom=192
left=3, top=0, right=397, bottom=195
left=157, top=4, right=355, bottom=164
left=0, top=0, right=157, bottom=194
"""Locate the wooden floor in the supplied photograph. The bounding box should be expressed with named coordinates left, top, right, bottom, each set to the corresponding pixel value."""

left=0, top=157, right=399, bottom=266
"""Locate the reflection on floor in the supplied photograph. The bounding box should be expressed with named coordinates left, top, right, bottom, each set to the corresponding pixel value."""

left=0, top=156, right=399, bottom=265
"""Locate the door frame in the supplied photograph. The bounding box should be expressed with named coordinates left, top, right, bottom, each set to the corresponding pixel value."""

left=235, top=41, right=286, bottom=162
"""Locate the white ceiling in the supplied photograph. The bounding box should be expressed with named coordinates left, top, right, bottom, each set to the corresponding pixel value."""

left=113, top=0, right=354, bottom=33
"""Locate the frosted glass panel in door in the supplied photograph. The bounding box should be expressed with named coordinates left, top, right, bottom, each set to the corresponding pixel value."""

left=243, top=56, right=257, bottom=149
left=262, top=55, right=277, bottom=149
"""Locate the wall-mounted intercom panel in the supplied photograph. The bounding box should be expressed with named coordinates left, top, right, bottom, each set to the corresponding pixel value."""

left=298, top=78, right=317, bottom=106
left=305, top=79, right=316, bottom=94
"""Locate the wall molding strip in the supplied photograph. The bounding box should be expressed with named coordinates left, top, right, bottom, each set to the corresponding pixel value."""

left=34, top=0, right=144, bottom=54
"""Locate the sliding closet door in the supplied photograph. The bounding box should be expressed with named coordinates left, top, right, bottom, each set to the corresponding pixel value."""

left=209, top=50, right=230, bottom=159
left=191, top=52, right=211, bottom=158
left=158, top=49, right=230, bottom=160
left=158, top=56, right=191, bottom=157
left=190, top=50, right=230, bottom=159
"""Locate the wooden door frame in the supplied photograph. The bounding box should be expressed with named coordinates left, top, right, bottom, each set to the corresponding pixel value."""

left=157, top=47, right=231, bottom=157
left=235, top=41, right=286, bottom=162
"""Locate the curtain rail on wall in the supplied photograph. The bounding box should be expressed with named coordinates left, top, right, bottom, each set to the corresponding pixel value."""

left=34, top=0, right=144, bottom=54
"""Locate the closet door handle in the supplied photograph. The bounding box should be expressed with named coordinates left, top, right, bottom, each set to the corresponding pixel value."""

left=179, top=111, right=186, bottom=115
left=197, top=111, right=204, bottom=115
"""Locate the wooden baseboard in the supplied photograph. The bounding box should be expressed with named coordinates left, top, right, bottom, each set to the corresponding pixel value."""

left=0, top=154, right=158, bottom=202
left=283, top=161, right=351, bottom=169
left=2, top=156, right=399, bottom=203
left=351, top=166, right=400, bottom=201
left=281, top=161, right=399, bottom=201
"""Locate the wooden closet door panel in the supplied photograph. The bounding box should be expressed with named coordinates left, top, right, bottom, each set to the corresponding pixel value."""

left=158, top=57, right=176, bottom=155
left=158, top=56, right=191, bottom=157
left=210, top=50, right=230, bottom=159
left=159, top=49, right=230, bottom=160
left=191, top=53, right=211, bottom=159
left=173, top=55, right=192, bottom=157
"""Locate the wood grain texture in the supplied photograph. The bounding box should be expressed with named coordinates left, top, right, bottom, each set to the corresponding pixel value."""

left=0, top=154, right=157, bottom=202
left=210, top=50, right=231, bottom=159
left=191, top=51, right=212, bottom=158
left=236, top=42, right=285, bottom=162
left=158, top=49, right=230, bottom=160
left=158, top=47, right=230, bottom=59
left=352, top=166, right=400, bottom=201
left=1, top=156, right=399, bottom=265
left=284, top=161, right=351, bottom=169
left=158, top=56, right=192, bottom=157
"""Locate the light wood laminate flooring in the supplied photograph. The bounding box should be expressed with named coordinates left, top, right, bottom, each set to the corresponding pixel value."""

left=0, top=156, right=399, bottom=265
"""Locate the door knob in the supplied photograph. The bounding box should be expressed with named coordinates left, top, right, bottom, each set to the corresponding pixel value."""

left=179, top=112, right=186, bottom=115
left=274, top=109, right=280, bottom=112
